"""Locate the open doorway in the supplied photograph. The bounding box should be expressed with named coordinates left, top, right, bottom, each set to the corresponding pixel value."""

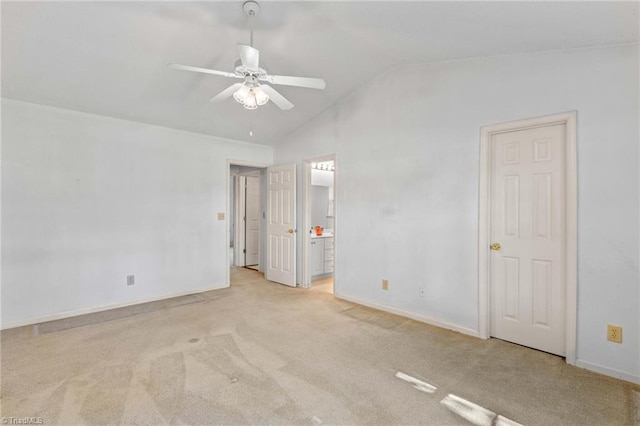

left=302, top=156, right=336, bottom=293
left=227, top=161, right=268, bottom=285
left=235, top=173, right=260, bottom=270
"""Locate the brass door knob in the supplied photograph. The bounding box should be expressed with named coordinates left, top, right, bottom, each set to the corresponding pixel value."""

left=288, top=229, right=294, bottom=234
left=490, top=243, right=501, bottom=251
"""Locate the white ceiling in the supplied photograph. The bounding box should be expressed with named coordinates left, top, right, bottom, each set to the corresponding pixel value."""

left=2, top=1, right=638, bottom=145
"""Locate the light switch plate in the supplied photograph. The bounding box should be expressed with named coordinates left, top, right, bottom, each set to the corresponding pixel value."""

left=217, top=212, right=225, bottom=220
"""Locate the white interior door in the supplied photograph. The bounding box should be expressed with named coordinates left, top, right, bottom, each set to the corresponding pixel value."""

left=266, top=164, right=296, bottom=286
left=490, top=123, right=567, bottom=356
left=245, top=175, right=260, bottom=266
left=235, top=175, right=246, bottom=267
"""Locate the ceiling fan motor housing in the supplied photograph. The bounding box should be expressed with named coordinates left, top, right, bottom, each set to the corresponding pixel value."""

left=234, top=59, right=267, bottom=79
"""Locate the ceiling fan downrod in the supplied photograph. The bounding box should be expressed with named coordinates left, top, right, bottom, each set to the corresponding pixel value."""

left=243, top=1, right=260, bottom=47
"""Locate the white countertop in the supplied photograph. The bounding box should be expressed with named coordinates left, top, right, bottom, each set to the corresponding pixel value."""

left=311, top=233, right=334, bottom=239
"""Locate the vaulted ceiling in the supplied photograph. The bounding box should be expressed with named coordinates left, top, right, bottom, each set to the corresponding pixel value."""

left=2, top=1, right=638, bottom=145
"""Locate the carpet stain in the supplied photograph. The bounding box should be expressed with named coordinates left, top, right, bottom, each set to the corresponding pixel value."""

left=190, top=334, right=261, bottom=382
left=140, top=352, right=186, bottom=423
left=79, top=364, right=133, bottom=424
left=188, top=333, right=306, bottom=422
left=35, top=294, right=207, bottom=335
left=41, top=380, right=68, bottom=424
left=284, top=360, right=356, bottom=407
left=0, top=379, right=68, bottom=425
left=178, top=390, right=248, bottom=424
left=341, top=305, right=410, bottom=330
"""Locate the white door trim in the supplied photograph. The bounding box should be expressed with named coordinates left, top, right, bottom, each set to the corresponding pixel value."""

left=478, top=111, right=577, bottom=364
left=302, top=154, right=337, bottom=289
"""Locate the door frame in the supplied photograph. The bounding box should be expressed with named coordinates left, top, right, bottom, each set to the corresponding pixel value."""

left=226, top=159, right=269, bottom=287
left=302, top=154, right=337, bottom=289
left=478, top=111, right=577, bottom=364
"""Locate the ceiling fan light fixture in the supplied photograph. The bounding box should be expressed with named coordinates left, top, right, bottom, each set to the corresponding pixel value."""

left=234, top=82, right=269, bottom=109
left=233, top=84, right=251, bottom=104
left=253, top=85, right=269, bottom=106
left=170, top=0, right=325, bottom=114
left=243, top=91, right=258, bottom=109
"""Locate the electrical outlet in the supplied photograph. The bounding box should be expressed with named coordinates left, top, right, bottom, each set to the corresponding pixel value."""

left=217, top=212, right=225, bottom=220
left=607, top=325, right=622, bottom=343
left=382, top=279, right=389, bottom=291
left=127, top=275, right=135, bottom=286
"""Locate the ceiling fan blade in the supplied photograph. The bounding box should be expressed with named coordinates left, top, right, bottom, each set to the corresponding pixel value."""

left=238, top=44, right=260, bottom=71
left=261, top=85, right=294, bottom=110
left=209, top=83, right=242, bottom=103
left=168, top=63, right=238, bottom=79
left=264, top=75, right=326, bottom=90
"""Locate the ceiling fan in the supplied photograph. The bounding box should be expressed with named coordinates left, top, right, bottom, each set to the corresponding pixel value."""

left=168, top=1, right=326, bottom=111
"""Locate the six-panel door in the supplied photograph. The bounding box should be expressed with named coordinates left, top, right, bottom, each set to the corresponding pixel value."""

left=266, top=164, right=296, bottom=287
left=490, top=123, right=567, bottom=356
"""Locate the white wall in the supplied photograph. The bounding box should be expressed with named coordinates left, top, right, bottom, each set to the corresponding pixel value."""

left=275, top=45, right=639, bottom=382
left=1, top=99, right=273, bottom=328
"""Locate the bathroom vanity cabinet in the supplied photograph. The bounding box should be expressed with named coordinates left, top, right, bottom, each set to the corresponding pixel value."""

left=310, top=236, right=334, bottom=277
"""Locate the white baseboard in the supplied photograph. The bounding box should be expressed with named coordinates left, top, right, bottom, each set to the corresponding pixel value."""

left=334, top=292, right=480, bottom=338
left=0, top=283, right=229, bottom=330
left=575, top=359, right=640, bottom=385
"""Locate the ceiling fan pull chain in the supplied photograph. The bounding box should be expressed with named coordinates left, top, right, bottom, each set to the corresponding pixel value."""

left=249, top=109, right=254, bottom=137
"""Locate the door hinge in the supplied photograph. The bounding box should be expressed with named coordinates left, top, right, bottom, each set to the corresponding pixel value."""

left=243, top=249, right=246, bottom=254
